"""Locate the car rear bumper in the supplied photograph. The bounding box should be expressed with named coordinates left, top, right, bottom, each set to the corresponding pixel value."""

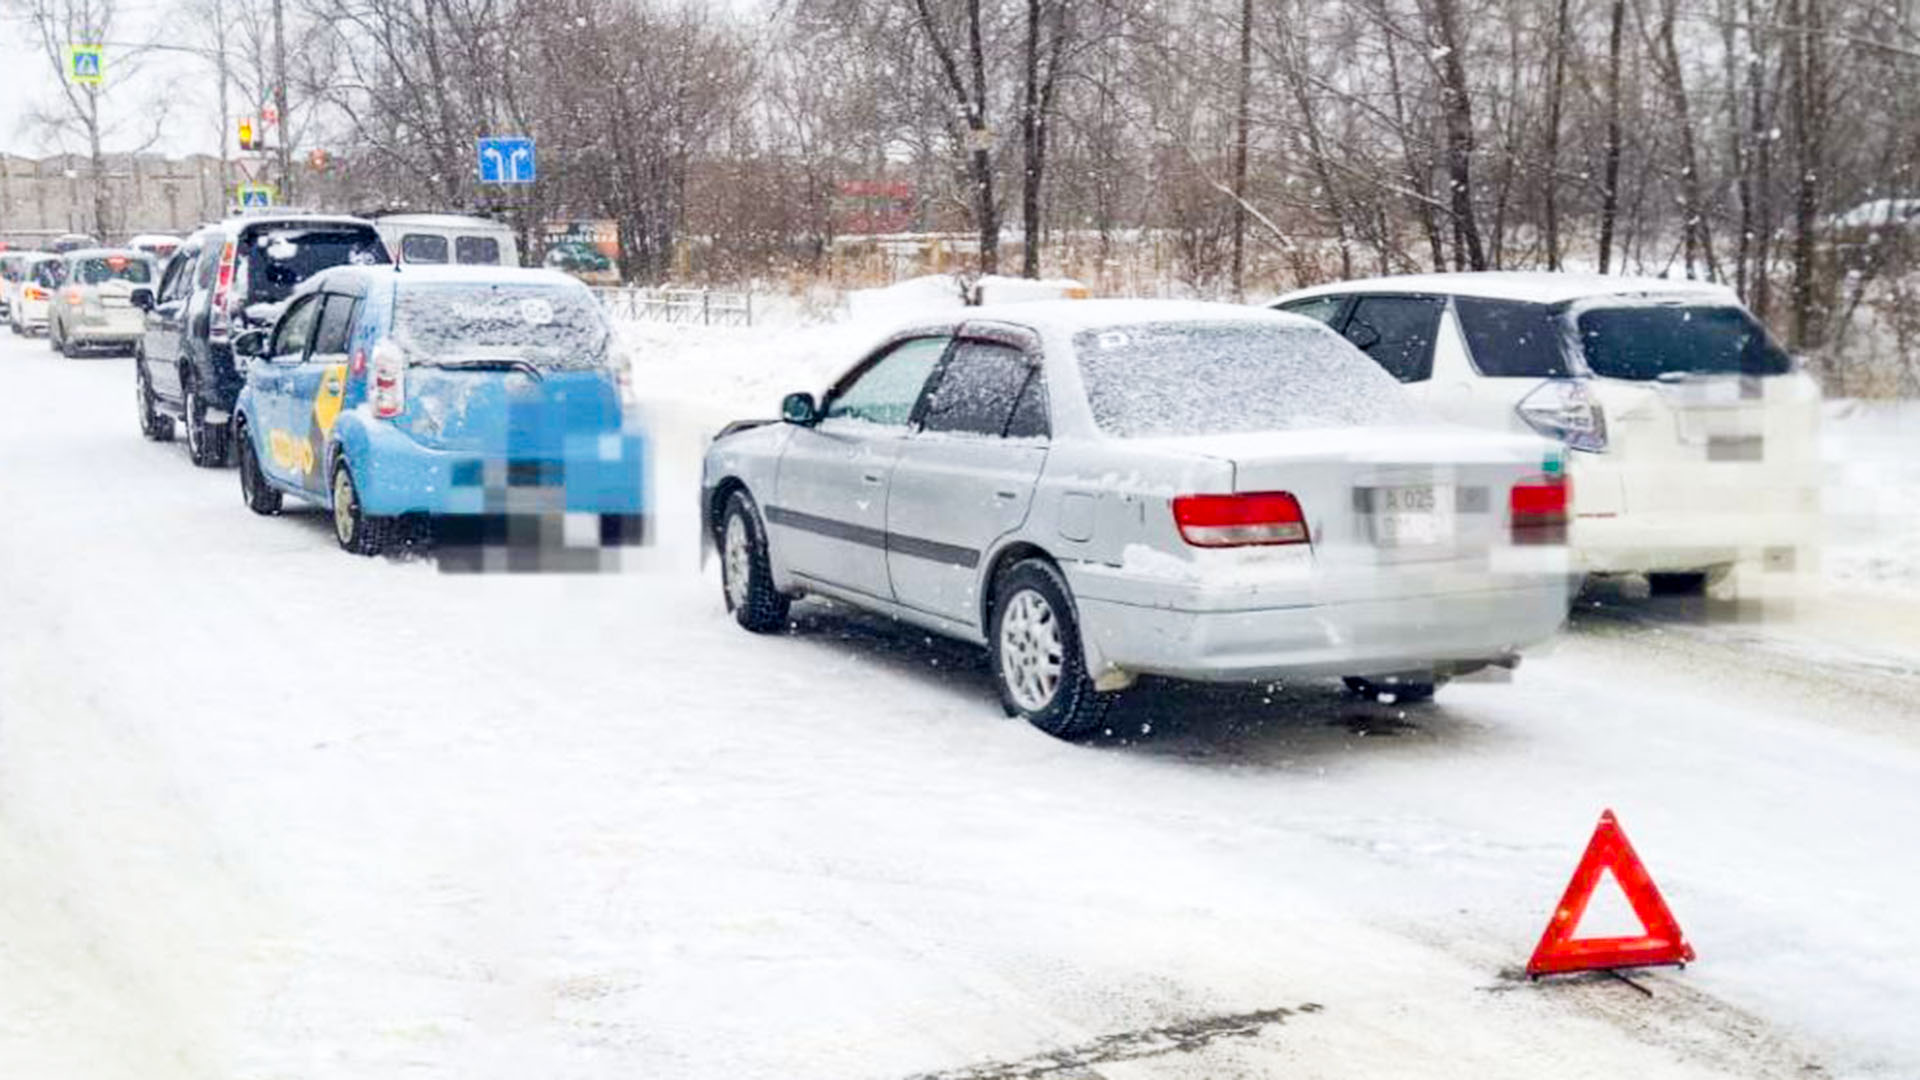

left=1066, top=560, right=1572, bottom=683
left=1570, top=511, right=1820, bottom=574
left=352, top=427, right=648, bottom=520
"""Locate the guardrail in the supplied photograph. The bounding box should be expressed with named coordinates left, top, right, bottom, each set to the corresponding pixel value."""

left=593, top=287, right=753, bottom=327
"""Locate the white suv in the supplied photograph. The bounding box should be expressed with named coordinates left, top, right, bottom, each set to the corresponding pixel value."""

left=1272, top=272, right=1822, bottom=593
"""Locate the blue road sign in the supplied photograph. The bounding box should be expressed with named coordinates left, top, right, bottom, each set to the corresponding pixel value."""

left=237, top=184, right=274, bottom=210
left=478, top=136, right=536, bottom=184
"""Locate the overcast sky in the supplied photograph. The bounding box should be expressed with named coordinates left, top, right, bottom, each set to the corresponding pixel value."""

left=2, top=8, right=224, bottom=159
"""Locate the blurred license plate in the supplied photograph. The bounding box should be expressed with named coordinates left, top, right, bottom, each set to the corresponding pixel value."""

left=102, top=296, right=128, bottom=307
left=1367, top=484, right=1452, bottom=547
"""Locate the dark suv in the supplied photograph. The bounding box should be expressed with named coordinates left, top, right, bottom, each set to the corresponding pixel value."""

left=133, top=213, right=389, bottom=466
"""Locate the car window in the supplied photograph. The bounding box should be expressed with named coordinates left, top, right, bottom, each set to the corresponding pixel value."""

left=1344, top=296, right=1443, bottom=382
left=36, top=261, right=67, bottom=287
left=196, top=242, right=221, bottom=289
left=242, top=227, right=389, bottom=304
left=165, top=248, right=201, bottom=301
left=825, top=337, right=949, bottom=427
left=1277, top=295, right=1345, bottom=325
left=392, top=282, right=610, bottom=370
left=919, top=341, right=1034, bottom=437
left=1005, top=369, right=1050, bottom=439
left=401, top=234, right=449, bottom=264
left=271, top=294, right=323, bottom=359
left=1455, top=297, right=1571, bottom=377
left=72, top=255, right=153, bottom=286
left=312, top=294, right=357, bottom=355
left=456, top=236, right=501, bottom=265
left=1575, top=302, right=1792, bottom=380
left=1075, top=320, right=1420, bottom=438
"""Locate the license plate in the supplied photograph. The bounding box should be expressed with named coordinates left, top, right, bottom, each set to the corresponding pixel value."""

left=102, top=296, right=128, bottom=308
left=1366, top=484, right=1453, bottom=547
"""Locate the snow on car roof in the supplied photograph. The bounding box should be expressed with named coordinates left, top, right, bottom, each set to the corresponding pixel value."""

left=965, top=297, right=1308, bottom=335
left=295, top=263, right=581, bottom=298
left=1273, top=270, right=1736, bottom=306
left=374, top=213, right=513, bottom=231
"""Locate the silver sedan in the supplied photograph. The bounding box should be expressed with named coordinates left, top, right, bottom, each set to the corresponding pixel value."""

left=701, top=300, right=1574, bottom=737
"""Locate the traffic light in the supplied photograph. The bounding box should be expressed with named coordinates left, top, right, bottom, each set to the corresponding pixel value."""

left=238, top=117, right=259, bottom=152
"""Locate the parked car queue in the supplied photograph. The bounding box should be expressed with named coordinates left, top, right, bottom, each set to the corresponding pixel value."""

left=5, top=211, right=1814, bottom=738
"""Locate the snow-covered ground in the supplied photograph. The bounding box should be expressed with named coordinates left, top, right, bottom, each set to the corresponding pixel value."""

left=4, top=324, right=1920, bottom=1079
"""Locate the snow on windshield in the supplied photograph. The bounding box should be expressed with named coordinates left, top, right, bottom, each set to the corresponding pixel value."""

left=394, top=283, right=611, bottom=369
left=1573, top=301, right=1792, bottom=380
left=1074, top=321, right=1420, bottom=438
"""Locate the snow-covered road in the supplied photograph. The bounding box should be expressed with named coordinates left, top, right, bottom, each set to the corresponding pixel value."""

left=3, top=329, right=1918, bottom=1079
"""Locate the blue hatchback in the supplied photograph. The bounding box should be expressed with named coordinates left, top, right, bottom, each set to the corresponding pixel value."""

left=232, top=265, right=645, bottom=561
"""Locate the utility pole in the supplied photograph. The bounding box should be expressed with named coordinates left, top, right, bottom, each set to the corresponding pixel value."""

left=216, top=0, right=231, bottom=208
left=273, top=0, right=292, bottom=205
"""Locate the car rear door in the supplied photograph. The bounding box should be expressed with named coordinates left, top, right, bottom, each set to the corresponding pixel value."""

left=144, top=247, right=194, bottom=401
left=281, top=292, right=359, bottom=494
left=886, top=333, right=1051, bottom=624
left=771, top=334, right=950, bottom=602
left=254, top=293, right=323, bottom=488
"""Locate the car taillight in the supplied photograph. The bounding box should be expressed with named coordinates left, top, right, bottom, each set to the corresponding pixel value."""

left=1172, top=491, right=1309, bottom=547
left=370, top=340, right=406, bottom=419
left=1510, top=474, right=1570, bottom=545
left=210, top=241, right=237, bottom=332
left=63, top=288, right=84, bottom=306
left=1517, top=379, right=1608, bottom=452
left=351, top=348, right=366, bottom=377
left=23, top=286, right=46, bottom=302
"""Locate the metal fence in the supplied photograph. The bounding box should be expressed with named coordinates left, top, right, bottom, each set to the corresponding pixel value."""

left=593, top=287, right=753, bottom=327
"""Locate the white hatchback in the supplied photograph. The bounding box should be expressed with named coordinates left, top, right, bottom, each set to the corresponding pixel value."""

left=1272, top=272, right=1822, bottom=593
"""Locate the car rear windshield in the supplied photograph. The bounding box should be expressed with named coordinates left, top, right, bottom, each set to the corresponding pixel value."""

left=1575, top=302, right=1792, bottom=380
left=72, top=256, right=153, bottom=285
left=1454, top=296, right=1570, bottom=377
left=243, top=227, right=389, bottom=303
left=1074, top=321, right=1418, bottom=438
left=393, top=283, right=611, bottom=370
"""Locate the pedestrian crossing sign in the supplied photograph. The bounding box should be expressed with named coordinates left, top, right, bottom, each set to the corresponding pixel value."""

left=237, top=184, right=275, bottom=210
left=66, top=45, right=104, bottom=86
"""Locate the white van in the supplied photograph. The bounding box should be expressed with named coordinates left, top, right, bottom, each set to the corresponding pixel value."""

left=374, top=213, right=518, bottom=268
left=1272, top=272, right=1823, bottom=594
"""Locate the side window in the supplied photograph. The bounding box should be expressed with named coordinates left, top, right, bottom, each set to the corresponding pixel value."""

left=196, top=241, right=221, bottom=289
left=455, top=236, right=501, bottom=265
left=312, top=294, right=357, bottom=356
left=1004, top=369, right=1050, bottom=439
left=824, top=336, right=949, bottom=426
left=1344, top=296, right=1444, bottom=382
left=271, top=295, right=322, bottom=359
left=1453, top=297, right=1570, bottom=377
left=1277, top=295, right=1345, bottom=325
left=400, top=234, right=449, bottom=264
left=919, top=341, right=1036, bottom=437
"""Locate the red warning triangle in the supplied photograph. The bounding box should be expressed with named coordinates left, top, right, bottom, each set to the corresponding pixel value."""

left=1527, top=809, right=1696, bottom=977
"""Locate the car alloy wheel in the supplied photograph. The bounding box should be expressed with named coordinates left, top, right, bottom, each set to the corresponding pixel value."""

left=723, top=512, right=752, bottom=612
left=186, top=387, right=206, bottom=455
left=333, top=467, right=357, bottom=546
left=997, top=588, right=1064, bottom=712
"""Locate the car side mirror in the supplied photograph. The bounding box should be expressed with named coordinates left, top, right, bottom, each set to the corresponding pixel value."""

left=233, top=328, right=267, bottom=358
left=130, top=287, right=154, bottom=311
left=782, top=391, right=819, bottom=425
left=1346, top=321, right=1381, bottom=351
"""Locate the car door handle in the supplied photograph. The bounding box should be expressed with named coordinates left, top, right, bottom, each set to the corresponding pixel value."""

left=994, top=490, right=1020, bottom=500
left=861, top=472, right=884, bottom=485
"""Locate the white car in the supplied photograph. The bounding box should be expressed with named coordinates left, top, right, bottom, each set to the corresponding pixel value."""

left=703, top=300, right=1573, bottom=737
left=7, top=254, right=64, bottom=336
left=1272, top=273, right=1822, bottom=594
left=374, top=212, right=519, bottom=268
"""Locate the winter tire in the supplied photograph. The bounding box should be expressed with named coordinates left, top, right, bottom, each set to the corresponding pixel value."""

left=236, top=421, right=283, bottom=516
left=184, top=381, right=229, bottom=468
left=331, top=461, right=393, bottom=556
left=1342, top=675, right=1443, bottom=703
left=990, top=558, right=1114, bottom=738
left=720, top=490, right=790, bottom=633
left=136, top=364, right=175, bottom=442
